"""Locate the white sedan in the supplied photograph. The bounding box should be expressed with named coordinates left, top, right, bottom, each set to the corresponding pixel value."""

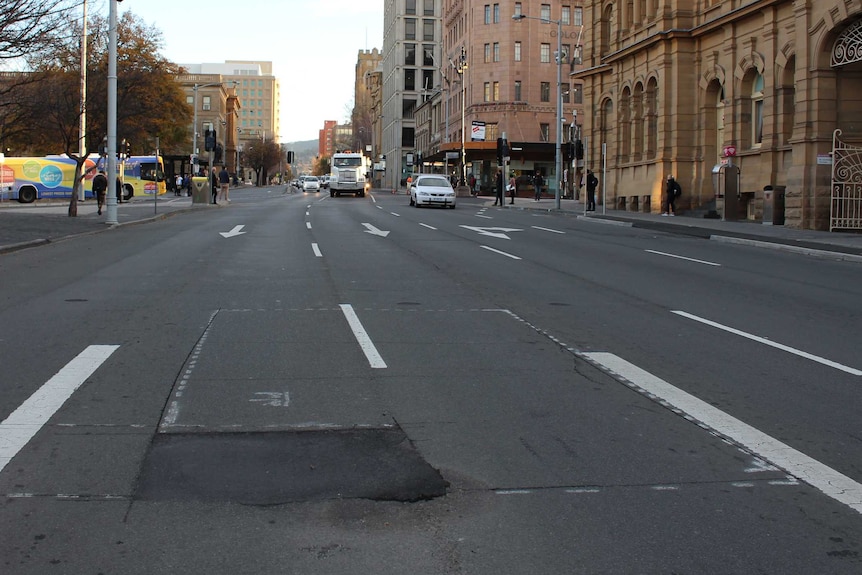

left=409, top=174, right=456, bottom=208
left=301, top=176, right=320, bottom=192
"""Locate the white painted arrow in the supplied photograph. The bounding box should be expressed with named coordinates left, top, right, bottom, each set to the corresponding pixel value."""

left=459, top=225, right=523, bottom=240
left=219, top=225, right=246, bottom=238
left=362, top=223, right=390, bottom=237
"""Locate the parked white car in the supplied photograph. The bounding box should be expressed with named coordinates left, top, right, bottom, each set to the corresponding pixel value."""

left=409, top=174, right=456, bottom=208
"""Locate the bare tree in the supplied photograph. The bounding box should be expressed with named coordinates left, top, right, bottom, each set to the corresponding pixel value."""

left=0, top=0, right=82, bottom=62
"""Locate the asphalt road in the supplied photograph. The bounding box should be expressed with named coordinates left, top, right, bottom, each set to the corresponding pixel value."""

left=1, top=188, right=861, bottom=574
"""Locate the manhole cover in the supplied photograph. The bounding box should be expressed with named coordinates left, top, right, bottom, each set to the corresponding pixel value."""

left=135, top=427, right=448, bottom=504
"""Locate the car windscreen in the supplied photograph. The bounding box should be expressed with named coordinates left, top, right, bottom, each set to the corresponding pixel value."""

left=334, top=157, right=362, bottom=167
left=417, top=177, right=451, bottom=188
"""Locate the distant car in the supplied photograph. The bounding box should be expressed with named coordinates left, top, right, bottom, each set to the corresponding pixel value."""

left=409, top=174, right=456, bottom=208
left=319, top=176, right=329, bottom=189
left=301, top=176, right=320, bottom=192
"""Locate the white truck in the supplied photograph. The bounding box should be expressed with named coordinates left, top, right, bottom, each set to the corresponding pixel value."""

left=329, top=152, right=368, bottom=197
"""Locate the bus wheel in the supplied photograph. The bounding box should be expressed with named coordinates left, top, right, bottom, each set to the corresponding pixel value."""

left=123, top=185, right=133, bottom=201
left=18, top=186, right=37, bottom=203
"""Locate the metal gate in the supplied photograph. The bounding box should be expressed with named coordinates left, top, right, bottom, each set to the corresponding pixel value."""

left=831, top=129, right=862, bottom=231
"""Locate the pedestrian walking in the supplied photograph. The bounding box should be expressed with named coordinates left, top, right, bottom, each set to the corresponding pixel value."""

left=664, top=175, right=681, bottom=215
left=469, top=173, right=476, bottom=196
left=92, top=170, right=107, bottom=215
left=534, top=172, right=544, bottom=201
left=493, top=169, right=504, bottom=206
left=508, top=172, right=517, bottom=205
left=210, top=167, right=219, bottom=204
left=219, top=165, right=231, bottom=203
left=586, top=169, right=598, bottom=212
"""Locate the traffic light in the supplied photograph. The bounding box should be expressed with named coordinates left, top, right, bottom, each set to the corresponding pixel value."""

left=496, top=137, right=509, bottom=164
left=286, top=151, right=295, bottom=163
left=574, top=139, right=584, bottom=160
left=204, top=130, right=215, bottom=152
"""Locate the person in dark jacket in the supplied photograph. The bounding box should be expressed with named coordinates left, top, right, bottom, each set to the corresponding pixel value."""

left=664, top=175, right=681, bottom=215
left=211, top=168, right=219, bottom=204
left=92, top=170, right=108, bottom=215
left=493, top=169, right=504, bottom=206
left=586, top=169, right=598, bottom=211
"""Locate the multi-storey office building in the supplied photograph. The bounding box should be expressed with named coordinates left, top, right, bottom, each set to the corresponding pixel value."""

left=382, top=0, right=443, bottom=189
left=576, top=0, right=862, bottom=230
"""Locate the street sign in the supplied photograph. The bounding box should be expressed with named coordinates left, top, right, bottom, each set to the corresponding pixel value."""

left=723, top=145, right=737, bottom=157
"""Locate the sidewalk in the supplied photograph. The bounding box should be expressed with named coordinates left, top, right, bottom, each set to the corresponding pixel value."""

left=477, top=194, right=862, bottom=261
left=0, top=194, right=199, bottom=254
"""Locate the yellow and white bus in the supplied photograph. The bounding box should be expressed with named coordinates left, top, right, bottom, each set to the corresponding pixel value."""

left=0, top=154, right=166, bottom=203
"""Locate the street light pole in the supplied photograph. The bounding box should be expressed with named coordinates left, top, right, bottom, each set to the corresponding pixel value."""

left=457, top=47, right=467, bottom=187
left=105, top=0, right=118, bottom=225
left=513, top=12, right=564, bottom=209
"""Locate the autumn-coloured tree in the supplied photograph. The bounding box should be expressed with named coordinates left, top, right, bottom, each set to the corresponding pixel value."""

left=243, top=138, right=283, bottom=186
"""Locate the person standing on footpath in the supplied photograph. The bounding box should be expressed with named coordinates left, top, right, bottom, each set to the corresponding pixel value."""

left=210, top=167, right=219, bottom=204
left=586, top=169, right=598, bottom=211
left=508, top=171, right=517, bottom=205
left=534, top=171, right=544, bottom=201
left=92, top=170, right=108, bottom=215
left=219, top=165, right=231, bottom=203
left=174, top=173, right=183, bottom=196
left=493, top=168, right=503, bottom=206
left=663, top=174, right=681, bottom=215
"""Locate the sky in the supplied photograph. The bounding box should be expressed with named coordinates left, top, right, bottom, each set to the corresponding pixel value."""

left=115, top=0, right=384, bottom=143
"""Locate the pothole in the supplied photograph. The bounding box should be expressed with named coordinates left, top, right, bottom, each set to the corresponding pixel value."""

left=134, top=427, right=448, bottom=505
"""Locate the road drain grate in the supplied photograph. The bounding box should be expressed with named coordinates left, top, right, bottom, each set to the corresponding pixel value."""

left=134, top=428, right=448, bottom=504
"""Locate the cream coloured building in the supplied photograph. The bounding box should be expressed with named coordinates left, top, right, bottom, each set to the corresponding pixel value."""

left=576, top=0, right=862, bottom=230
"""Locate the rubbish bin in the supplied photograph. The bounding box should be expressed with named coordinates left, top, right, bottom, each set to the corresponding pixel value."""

left=763, top=185, right=785, bottom=225
left=192, top=176, right=210, bottom=204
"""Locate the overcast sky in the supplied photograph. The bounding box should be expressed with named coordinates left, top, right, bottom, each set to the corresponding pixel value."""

left=115, top=0, right=384, bottom=143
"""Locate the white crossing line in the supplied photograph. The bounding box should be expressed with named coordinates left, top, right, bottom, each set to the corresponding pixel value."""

left=585, top=351, right=862, bottom=514
left=339, top=304, right=387, bottom=368
left=480, top=245, right=521, bottom=260
left=0, top=345, right=119, bottom=473
left=672, top=310, right=862, bottom=376
left=306, top=221, right=312, bottom=230
left=646, top=249, right=721, bottom=266
left=532, top=225, right=565, bottom=234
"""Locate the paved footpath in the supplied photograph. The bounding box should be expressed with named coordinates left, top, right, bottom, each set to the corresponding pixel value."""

left=2, top=190, right=862, bottom=262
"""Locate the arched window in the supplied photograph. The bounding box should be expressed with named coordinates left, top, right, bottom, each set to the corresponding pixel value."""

left=646, top=78, right=658, bottom=159
left=779, top=56, right=796, bottom=145
left=633, top=83, right=644, bottom=160
left=601, top=5, right=614, bottom=55
left=620, top=87, right=632, bottom=162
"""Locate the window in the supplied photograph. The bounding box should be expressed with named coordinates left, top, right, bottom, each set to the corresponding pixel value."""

left=752, top=72, right=764, bottom=146
left=562, top=83, right=570, bottom=104
left=484, top=5, right=491, bottom=24
left=423, top=0, right=434, bottom=16
left=406, top=0, right=416, bottom=15
left=405, top=44, right=416, bottom=66
left=541, top=82, right=550, bottom=102
left=541, top=4, right=551, bottom=21
left=514, top=2, right=522, bottom=17
left=484, top=43, right=491, bottom=63
left=423, top=44, right=434, bottom=66
left=514, top=81, right=522, bottom=101
left=402, top=127, right=415, bottom=147
left=202, top=96, right=211, bottom=111
left=493, top=81, right=500, bottom=101
left=574, top=7, right=583, bottom=26
left=186, top=96, right=193, bottom=106
left=493, top=3, right=499, bottom=23
left=493, top=42, right=500, bottom=62
left=484, top=82, right=491, bottom=102
left=404, top=68, right=416, bottom=91
left=514, top=41, right=522, bottom=62
left=422, top=69, right=434, bottom=91
left=405, top=18, right=416, bottom=40
left=423, top=19, right=434, bottom=41
left=562, top=6, right=570, bottom=25
left=541, top=44, right=551, bottom=63
left=573, top=83, right=583, bottom=104
left=540, top=123, right=550, bottom=142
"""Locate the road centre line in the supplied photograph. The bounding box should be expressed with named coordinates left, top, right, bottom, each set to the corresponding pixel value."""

left=672, top=310, right=862, bottom=376
left=476, top=214, right=493, bottom=219
left=339, top=304, right=387, bottom=368
left=532, top=225, right=565, bottom=234
left=306, top=222, right=312, bottom=230
left=480, top=245, right=522, bottom=260
left=584, top=351, right=862, bottom=514
left=391, top=212, right=400, bottom=217
left=311, top=243, right=322, bottom=257
left=0, top=345, right=119, bottom=473
left=646, top=249, right=721, bottom=266
left=420, top=223, right=437, bottom=230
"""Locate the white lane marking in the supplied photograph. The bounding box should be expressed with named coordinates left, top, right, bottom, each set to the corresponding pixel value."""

left=312, top=243, right=323, bottom=257
left=390, top=212, right=400, bottom=217
left=532, top=225, right=565, bottom=234
left=362, top=223, right=390, bottom=237
left=219, top=225, right=246, bottom=238
left=339, top=304, right=387, bottom=369
left=646, top=249, right=721, bottom=267
left=585, top=352, right=862, bottom=514
left=420, top=223, right=437, bottom=230
left=306, top=222, right=312, bottom=230
left=480, top=245, right=522, bottom=260
left=672, top=310, right=862, bottom=376
left=0, top=345, right=119, bottom=473
left=476, top=214, right=493, bottom=219
left=460, top=225, right=523, bottom=239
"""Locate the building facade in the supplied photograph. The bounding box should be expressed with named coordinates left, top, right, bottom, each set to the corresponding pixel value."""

left=576, top=0, right=862, bottom=230
left=319, top=120, right=337, bottom=158
left=382, top=0, right=443, bottom=189
left=354, top=49, right=384, bottom=155
left=176, top=73, right=240, bottom=176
